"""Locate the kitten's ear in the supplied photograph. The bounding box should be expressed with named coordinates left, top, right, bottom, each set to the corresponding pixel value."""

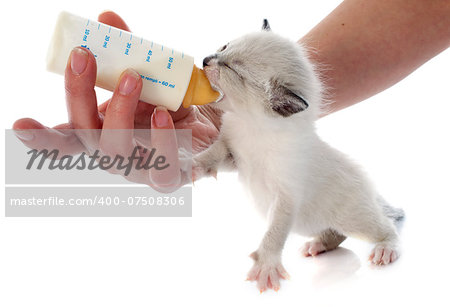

left=268, top=79, right=309, bottom=117
left=262, top=19, right=271, bottom=31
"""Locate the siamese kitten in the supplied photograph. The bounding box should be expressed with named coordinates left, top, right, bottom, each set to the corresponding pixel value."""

left=193, top=20, right=404, bottom=292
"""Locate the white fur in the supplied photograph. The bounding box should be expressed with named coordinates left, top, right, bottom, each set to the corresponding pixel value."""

left=194, top=28, right=403, bottom=292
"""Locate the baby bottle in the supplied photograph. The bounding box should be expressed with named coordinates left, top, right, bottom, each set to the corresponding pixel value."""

left=46, top=11, right=220, bottom=111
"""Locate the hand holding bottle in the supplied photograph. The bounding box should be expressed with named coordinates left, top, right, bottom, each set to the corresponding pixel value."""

left=13, top=11, right=222, bottom=191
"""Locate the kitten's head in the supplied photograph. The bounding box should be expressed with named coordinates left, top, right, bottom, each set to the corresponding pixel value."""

left=203, top=20, right=322, bottom=119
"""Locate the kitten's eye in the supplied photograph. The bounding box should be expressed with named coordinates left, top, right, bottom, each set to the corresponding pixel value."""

left=218, top=44, right=228, bottom=52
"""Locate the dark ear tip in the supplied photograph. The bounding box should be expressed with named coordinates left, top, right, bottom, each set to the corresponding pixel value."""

left=262, top=19, right=271, bottom=31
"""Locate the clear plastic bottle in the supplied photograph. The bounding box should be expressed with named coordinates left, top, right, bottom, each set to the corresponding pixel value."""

left=47, top=11, right=219, bottom=111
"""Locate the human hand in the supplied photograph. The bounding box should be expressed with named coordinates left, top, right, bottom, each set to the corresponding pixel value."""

left=13, top=11, right=222, bottom=190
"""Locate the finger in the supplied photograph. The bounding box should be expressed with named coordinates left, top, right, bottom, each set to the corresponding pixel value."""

left=53, top=123, right=73, bottom=129
left=65, top=47, right=102, bottom=129
left=170, top=105, right=191, bottom=122
left=13, top=118, right=85, bottom=155
left=133, top=101, right=155, bottom=128
left=102, top=69, right=142, bottom=131
left=100, top=69, right=142, bottom=157
left=128, top=100, right=189, bottom=129
left=149, top=107, right=182, bottom=191
left=98, top=11, right=131, bottom=31
left=98, top=99, right=110, bottom=114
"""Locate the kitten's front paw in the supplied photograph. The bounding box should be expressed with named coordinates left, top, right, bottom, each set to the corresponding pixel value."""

left=369, top=243, right=399, bottom=265
left=246, top=251, right=289, bottom=293
left=192, top=157, right=217, bottom=182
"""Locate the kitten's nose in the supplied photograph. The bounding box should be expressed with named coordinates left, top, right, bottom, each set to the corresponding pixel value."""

left=203, top=55, right=216, bottom=67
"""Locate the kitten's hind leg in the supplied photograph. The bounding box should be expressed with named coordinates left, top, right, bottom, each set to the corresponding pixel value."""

left=369, top=242, right=399, bottom=265
left=339, top=209, right=400, bottom=265
left=366, top=203, right=402, bottom=265
left=301, top=229, right=347, bottom=257
left=366, top=224, right=400, bottom=265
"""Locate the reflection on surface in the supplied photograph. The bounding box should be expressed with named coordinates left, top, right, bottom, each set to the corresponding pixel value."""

left=309, top=247, right=361, bottom=288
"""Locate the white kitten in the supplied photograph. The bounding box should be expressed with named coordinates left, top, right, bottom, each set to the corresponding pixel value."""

left=194, top=20, right=404, bottom=292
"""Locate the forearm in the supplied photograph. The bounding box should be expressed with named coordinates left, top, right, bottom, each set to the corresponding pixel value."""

left=300, top=0, right=450, bottom=115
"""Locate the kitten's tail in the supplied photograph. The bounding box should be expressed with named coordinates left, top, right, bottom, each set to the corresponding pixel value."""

left=377, top=195, right=405, bottom=223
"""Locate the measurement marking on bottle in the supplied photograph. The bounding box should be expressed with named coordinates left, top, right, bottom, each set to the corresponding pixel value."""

left=50, top=12, right=191, bottom=110
left=146, top=49, right=153, bottom=62
left=103, top=34, right=110, bottom=48
left=140, top=74, right=176, bottom=89
left=167, top=57, right=174, bottom=69
left=125, top=42, right=132, bottom=55
left=82, top=29, right=90, bottom=42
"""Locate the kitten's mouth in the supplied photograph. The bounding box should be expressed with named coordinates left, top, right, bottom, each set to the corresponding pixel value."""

left=211, top=84, right=225, bottom=103
left=204, top=67, right=225, bottom=102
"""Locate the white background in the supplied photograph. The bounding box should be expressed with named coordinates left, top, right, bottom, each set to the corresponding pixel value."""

left=1, top=0, right=449, bottom=306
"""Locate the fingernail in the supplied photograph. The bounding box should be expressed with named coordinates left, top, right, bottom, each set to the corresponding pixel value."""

left=119, top=69, right=140, bottom=96
left=70, top=47, right=88, bottom=75
left=154, top=107, right=170, bottom=127
left=14, top=130, right=34, bottom=141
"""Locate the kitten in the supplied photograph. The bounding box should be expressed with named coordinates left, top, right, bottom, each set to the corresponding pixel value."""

left=193, top=20, right=404, bottom=292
